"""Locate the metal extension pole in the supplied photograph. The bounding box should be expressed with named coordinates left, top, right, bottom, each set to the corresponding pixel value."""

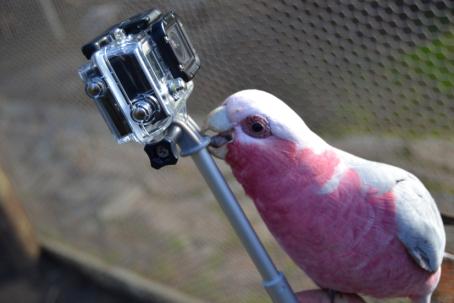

left=176, top=118, right=298, bottom=303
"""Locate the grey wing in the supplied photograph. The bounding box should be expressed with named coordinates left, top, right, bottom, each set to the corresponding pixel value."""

left=393, top=173, right=446, bottom=272
left=339, top=149, right=446, bottom=272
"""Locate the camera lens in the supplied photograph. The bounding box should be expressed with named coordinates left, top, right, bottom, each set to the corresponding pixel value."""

left=167, top=24, right=190, bottom=65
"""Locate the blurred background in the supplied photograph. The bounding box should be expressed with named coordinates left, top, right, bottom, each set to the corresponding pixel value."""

left=0, top=0, right=452, bottom=302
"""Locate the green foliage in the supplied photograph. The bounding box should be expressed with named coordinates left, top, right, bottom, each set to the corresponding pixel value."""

left=402, top=31, right=454, bottom=92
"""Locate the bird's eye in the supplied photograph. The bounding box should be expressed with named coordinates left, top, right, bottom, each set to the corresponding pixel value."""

left=241, top=115, right=271, bottom=138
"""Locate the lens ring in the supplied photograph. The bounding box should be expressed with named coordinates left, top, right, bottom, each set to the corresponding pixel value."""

left=167, top=24, right=189, bottom=65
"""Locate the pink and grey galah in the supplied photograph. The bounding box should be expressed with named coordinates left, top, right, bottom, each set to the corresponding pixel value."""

left=205, top=90, right=446, bottom=303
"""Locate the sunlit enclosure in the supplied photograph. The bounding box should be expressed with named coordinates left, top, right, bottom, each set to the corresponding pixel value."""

left=0, top=1, right=453, bottom=302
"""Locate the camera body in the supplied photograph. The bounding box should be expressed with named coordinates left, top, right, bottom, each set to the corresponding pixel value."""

left=79, top=9, right=200, bottom=144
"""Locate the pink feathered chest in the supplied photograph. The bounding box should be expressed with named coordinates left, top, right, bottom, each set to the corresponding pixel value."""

left=225, top=138, right=437, bottom=298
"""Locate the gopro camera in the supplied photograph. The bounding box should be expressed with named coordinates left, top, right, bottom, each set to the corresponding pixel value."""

left=79, top=9, right=200, bottom=144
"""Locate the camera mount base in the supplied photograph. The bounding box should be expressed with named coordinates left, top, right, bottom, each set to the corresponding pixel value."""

left=147, top=116, right=298, bottom=303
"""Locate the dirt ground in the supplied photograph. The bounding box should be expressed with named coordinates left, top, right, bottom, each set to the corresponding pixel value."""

left=0, top=250, right=147, bottom=303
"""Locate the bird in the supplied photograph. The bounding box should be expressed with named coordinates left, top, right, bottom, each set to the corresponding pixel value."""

left=204, top=89, right=446, bottom=303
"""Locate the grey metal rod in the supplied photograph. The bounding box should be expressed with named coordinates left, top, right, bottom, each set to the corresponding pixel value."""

left=191, top=148, right=298, bottom=303
left=192, top=148, right=277, bottom=279
left=173, top=119, right=297, bottom=302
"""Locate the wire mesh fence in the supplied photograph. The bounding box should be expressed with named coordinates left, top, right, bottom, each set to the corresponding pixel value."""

left=0, top=1, right=453, bottom=302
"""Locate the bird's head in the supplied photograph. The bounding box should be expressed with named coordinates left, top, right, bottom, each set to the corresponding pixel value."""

left=204, top=90, right=326, bottom=162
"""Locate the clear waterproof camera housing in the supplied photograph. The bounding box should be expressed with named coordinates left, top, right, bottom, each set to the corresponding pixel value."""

left=79, top=9, right=200, bottom=144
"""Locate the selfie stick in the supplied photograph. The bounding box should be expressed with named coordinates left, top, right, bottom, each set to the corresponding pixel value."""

left=160, top=116, right=298, bottom=303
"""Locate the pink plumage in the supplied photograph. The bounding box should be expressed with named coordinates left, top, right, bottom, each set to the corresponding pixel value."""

left=205, top=90, right=445, bottom=303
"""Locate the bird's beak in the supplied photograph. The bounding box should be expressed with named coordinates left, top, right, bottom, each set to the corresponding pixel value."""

left=204, top=105, right=234, bottom=159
